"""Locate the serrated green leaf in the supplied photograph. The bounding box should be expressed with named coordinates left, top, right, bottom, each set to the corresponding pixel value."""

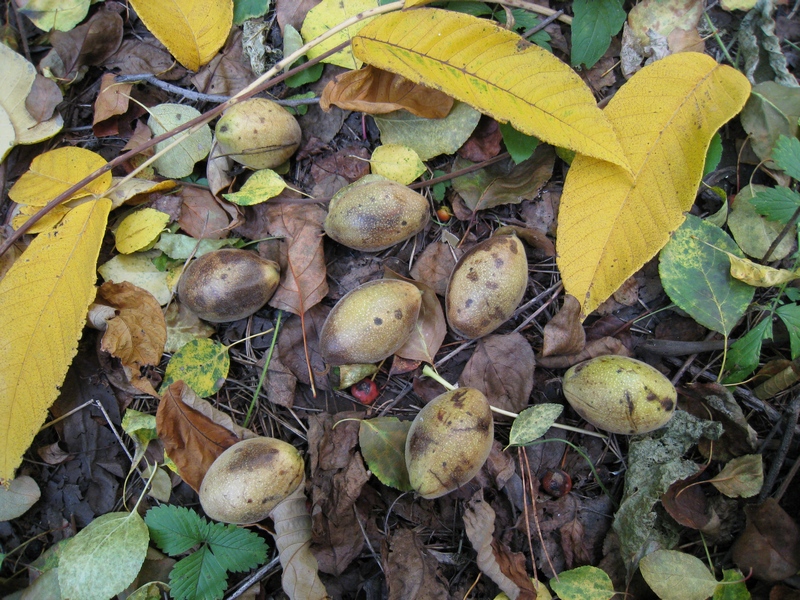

left=59, top=512, right=150, bottom=600
left=659, top=215, right=754, bottom=336
left=570, top=0, right=625, bottom=68
left=713, top=569, right=750, bottom=600
left=750, top=186, right=800, bottom=224
left=771, top=134, right=800, bottom=180
left=161, top=338, right=230, bottom=397
left=508, top=404, right=563, bottom=446
left=549, top=565, right=615, bottom=600
left=170, top=546, right=228, bottom=600
left=710, top=454, right=763, bottom=498
left=639, top=550, right=717, bottom=600
left=359, top=417, right=413, bottom=491
left=146, top=505, right=208, bottom=556
left=205, top=523, right=268, bottom=573
left=723, top=317, right=772, bottom=383
left=498, top=122, right=539, bottom=164
left=777, top=303, right=800, bottom=359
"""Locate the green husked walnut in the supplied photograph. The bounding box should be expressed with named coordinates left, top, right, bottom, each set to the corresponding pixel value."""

left=319, top=279, right=422, bottom=365
left=324, top=176, right=430, bottom=252
left=178, top=249, right=280, bottom=323
left=562, top=355, right=677, bottom=435
left=215, top=98, right=301, bottom=169
left=445, top=233, right=528, bottom=339
left=405, top=388, right=494, bottom=499
left=199, top=437, right=304, bottom=524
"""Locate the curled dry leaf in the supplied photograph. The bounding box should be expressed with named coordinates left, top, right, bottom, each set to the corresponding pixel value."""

left=732, top=498, right=800, bottom=581
left=178, top=187, right=239, bottom=240
left=386, top=268, right=446, bottom=364
left=277, top=305, right=330, bottom=392
left=537, top=336, right=632, bottom=369
left=383, top=528, right=450, bottom=599
left=155, top=382, right=247, bottom=491
left=49, top=10, right=124, bottom=77
left=321, top=65, right=453, bottom=118
left=542, top=294, right=586, bottom=357
left=458, top=333, right=535, bottom=415
left=458, top=117, right=502, bottom=162
left=93, top=73, right=131, bottom=128
left=409, top=241, right=461, bottom=297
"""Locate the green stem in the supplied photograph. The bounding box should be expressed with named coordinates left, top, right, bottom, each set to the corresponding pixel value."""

left=703, top=10, right=736, bottom=67
left=244, top=311, right=283, bottom=429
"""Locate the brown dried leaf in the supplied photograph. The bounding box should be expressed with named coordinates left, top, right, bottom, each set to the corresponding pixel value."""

left=50, top=10, right=123, bottom=76
left=276, top=0, right=319, bottom=34
left=661, top=471, right=711, bottom=529
left=191, top=30, right=255, bottom=97
left=155, top=381, right=244, bottom=491
left=106, top=37, right=186, bottom=80
left=542, top=295, right=585, bottom=357
left=178, top=187, right=239, bottom=239
left=410, top=241, right=461, bottom=297
left=25, top=74, right=62, bottom=122
left=463, top=491, right=538, bottom=600
left=266, top=202, right=328, bottom=315
left=386, top=269, right=446, bottom=364
left=321, top=65, right=453, bottom=119
left=732, top=498, right=800, bottom=582
left=561, top=517, right=592, bottom=569
left=97, top=281, right=167, bottom=397
left=537, top=336, right=632, bottom=369
left=259, top=352, right=297, bottom=408
left=309, top=145, right=371, bottom=198
left=277, top=304, right=330, bottom=392
left=458, top=117, right=502, bottom=162
left=458, top=333, right=535, bottom=415
left=383, top=528, right=449, bottom=600
left=37, top=442, right=71, bottom=465
left=93, top=73, right=132, bottom=126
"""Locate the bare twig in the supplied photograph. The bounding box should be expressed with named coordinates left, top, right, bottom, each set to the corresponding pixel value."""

left=759, top=392, right=800, bottom=501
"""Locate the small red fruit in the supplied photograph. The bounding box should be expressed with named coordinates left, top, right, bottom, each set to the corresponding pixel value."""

left=541, top=469, right=572, bottom=498
left=351, top=378, right=379, bottom=404
left=436, top=206, right=453, bottom=222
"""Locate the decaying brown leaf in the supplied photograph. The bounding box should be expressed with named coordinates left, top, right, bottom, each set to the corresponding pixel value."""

left=410, top=241, right=461, bottom=297
left=25, top=74, right=62, bottom=123
left=106, top=37, right=187, bottom=80
left=309, top=144, right=371, bottom=198
left=458, top=117, right=503, bottom=162
left=96, top=281, right=167, bottom=397
left=179, top=187, right=240, bottom=239
left=383, top=528, right=450, bottom=599
left=49, top=10, right=124, bottom=77
left=541, top=295, right=585, bottom=357
left=321, top=65, right=453, bottom=118
left=537, top=336, right=632, bottom=369
left=561, top=516, right=593, bottom=569
left=732, top=498, right=800, bottom=582
left=155, top=382, right=245, bottom=491
left=458, top=333, right=535, bottom=415
left=191, top=30, right=255, bottom=97
left=93, top=73, right=132, bottom=129
left=386, top=269, right=446, bottom=364
left=661, top=471, right=711, bottom=529
left=277, top=304, right=330, bottom=392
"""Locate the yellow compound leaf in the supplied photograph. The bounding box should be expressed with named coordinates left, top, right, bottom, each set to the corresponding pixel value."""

left=115, top=208, right=170, bottom=254
left=8, top=147, right=111, bottom=207
left=352, top=8, right=631, bottom=172
left=556, top=53, right=750, bottom=318
left=302, top=0, right=380, bottom=70
left=129, top=0, right=233, bottom=71
left=0, top=199, right=112, bottom=482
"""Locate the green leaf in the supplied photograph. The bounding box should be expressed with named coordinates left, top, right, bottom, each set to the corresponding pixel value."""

left=750, top=186, right=800, bottom=224
left=570, top=0, right=626, bottom=68
left=640, top=550, right=717, bottom=600
left=148, top=104, right=212, bottom=179
left=162, top=338, right=230, bottom=397
left=739, top=81, right=800, bottom=164
left=495, top=8, right=551, bottom=50
left=283, top=25, right=324, bottom=88
left=709, top=454, right=763, bottom=498
left=359, top=417, right=413, bottom=491
left=772, top=134, right=800, bottom=180
left=59, top=512, right=150, bottom=600
left=154, top=233, right=238, bottom=260
left=549, top=565, right=615, bottom=600
left=508, top=404, right=563, bottom=446
left=776, top=303, right=800, bottom=359
left=659, top=215, right=754, bottom=336
left=703, top=132, right=723, bottom=176
left=233, top=0, right=270, bottom=25
left=729, top=185, right=796, bottom=260
left=146, top=505, right=208, bottom=556
left=499, top=122, right=539, bottom=164
left=713, top=569, right=751, bottom=600
left=723, top=317, right=773, bottom=384
left=122, top=409, right=159, bottom=469
left=205, top=523, right=268, bottom=573
left=170, top=545, right=228, bottom=600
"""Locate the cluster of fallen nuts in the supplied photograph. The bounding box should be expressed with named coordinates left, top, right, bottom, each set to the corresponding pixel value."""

left=182, top=96, right=681, bottom=599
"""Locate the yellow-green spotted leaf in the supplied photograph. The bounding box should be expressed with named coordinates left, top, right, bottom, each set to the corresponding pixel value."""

left=161, top=338, right=230, bottom=397
left=370, top=144, right=425, bottom=185
left=115, top=208, right=170, bottom=254
left=549, top=565, right=615, bottom=600
left=222, top=169, right=287, bottom=206
left=148, top=104, right=212, bottom=179
left=359, top=417, right=412, bottom=491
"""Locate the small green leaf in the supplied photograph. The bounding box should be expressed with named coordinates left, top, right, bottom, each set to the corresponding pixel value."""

left=704, top=132, right=723, bottom=176
left=170, top=545, right=228, bottom=600
left=162, top=338, right=230, bottom=397
left=723, top=317, right=772, bottom=383
left=659, top=215, right=754, bottom=336
left=148, top=104, right=212, bottom=179
left=122, top=409, right=159, bottom=469
left=709, top=454, right=763, bottom=498
left=776, top=303, right=800, bottom=359
left=59, top=512, right=150, bottom=600
left=284, top=25, right=324, bottom=88
left=205, top=523, right=268, bottom=573
left=771, top=134, right=800, bottom=180
left=499, top=122, right=539, bottom=164
left=570, top=0, right=626, bottom=68
left=146, top=505, right=209, bottom=556
left=750, top=187, right=800, bottom=224
left=359, top=417, right=413, bottom=491
left=729, top=185, right=796, bottom=260
left=508, top=404, right=563, bottom=446
left=713, top=569, right=751, bottom=600
left=233, top=0, right=270, bottom=25
left=549, top=565, right=615, bottom=600
left=223, top=169, right=287, bottom=206
left=639, top=550, right=717, bottom=600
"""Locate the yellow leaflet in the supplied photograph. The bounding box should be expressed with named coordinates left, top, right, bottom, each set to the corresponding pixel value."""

left=222, top=169, right=287, bottom=206
left=352, top=8, right=631, bottom=173
left=8, top=147, right=111, bottom=207
left=0, top=199, right=112, bottom=482
left=556, top=53, right=750, bottom=319
left=115, top=208, right=171, bottom=254
left=370, top=144, right=425, bottom=185
left=728, top=254, right=799, bottom=287
left=302, top=0, right=380, bottom=70
left=129, top=0, right=232, bottom=71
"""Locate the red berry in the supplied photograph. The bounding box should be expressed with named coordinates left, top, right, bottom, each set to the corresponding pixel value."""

left=541, top=469, right=572, bottom=498
left=436, top=207, right=453, bottom=222
left=351, top=378, right=379, bottom=404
